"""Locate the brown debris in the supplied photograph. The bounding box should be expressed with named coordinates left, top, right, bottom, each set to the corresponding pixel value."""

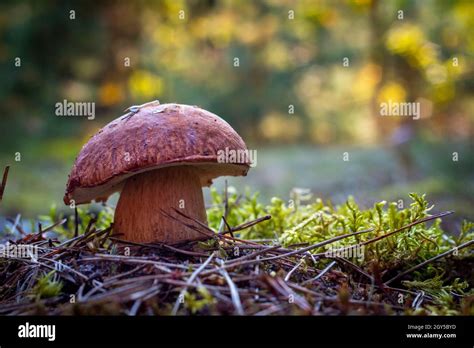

left=1, top=210, right=461, bottom=316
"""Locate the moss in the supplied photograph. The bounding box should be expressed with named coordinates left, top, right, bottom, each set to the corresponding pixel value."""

left=182, top=287, right=216, bottom=314
left=206, top=188, right=473, bottom=314
left=20, top=187, right=473, bottom=315
left=32, top=271, right=63, bottom=300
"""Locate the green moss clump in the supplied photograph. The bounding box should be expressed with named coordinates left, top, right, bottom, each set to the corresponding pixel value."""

left=206, top=188, right=473, bottom=313
left=32, top=271, right=63, bottom=300
left=182, top=287, right=216, bottom=314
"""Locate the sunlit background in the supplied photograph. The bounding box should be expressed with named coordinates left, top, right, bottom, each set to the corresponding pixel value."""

left=0, top=0, right=473, bottom=227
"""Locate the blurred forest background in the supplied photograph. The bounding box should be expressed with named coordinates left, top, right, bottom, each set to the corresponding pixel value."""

left=0, top=0, right=473, bottom=226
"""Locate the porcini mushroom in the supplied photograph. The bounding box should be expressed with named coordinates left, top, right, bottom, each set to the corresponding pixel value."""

left=64, top=101, right=250, bottom=244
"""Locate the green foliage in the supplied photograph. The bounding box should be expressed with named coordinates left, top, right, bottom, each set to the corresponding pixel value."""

left=208, top=187, right=473, bottom=312
left=403, top=275, right=470, bottom=306
left=457, top=220, right=474, bottom=245
left=403, top=274, right=473, bottom=315
left=31, top=271, right=63, bottom=300
left=26, top=188, right=472, bottom=314
left=37, top=204, right=114, bottom=240
left=34, top=189, right=473, bottom=284
left=182, top=286, right=215, bottom=314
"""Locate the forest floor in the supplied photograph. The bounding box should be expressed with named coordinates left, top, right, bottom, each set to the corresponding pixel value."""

left=0, top=191, right=472, bottom=316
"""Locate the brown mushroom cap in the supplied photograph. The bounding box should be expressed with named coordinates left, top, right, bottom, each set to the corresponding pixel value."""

left=64, top=102, right=250, bottom=205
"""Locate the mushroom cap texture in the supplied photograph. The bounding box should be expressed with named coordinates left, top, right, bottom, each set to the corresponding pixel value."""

left=64, top=102, right=250, bottom=205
